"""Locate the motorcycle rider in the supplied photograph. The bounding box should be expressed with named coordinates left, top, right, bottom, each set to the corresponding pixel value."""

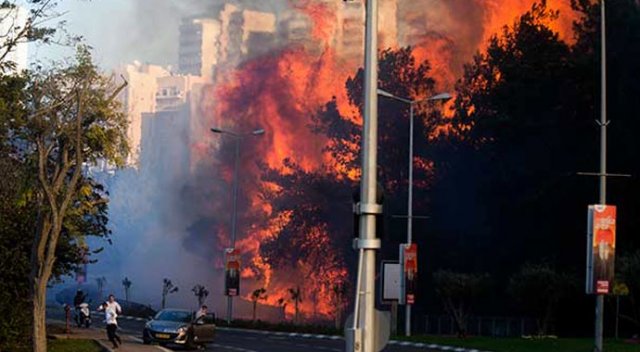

left=73, top=289, right=88, bottom=327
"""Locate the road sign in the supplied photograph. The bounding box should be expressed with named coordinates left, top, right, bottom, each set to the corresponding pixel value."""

left=381, top=261, right=400, bottom=303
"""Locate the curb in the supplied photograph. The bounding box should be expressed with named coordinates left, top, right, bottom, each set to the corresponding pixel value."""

left=94, top=338, right=115, bottom=352
left=216, top=327, right=491, bottom=352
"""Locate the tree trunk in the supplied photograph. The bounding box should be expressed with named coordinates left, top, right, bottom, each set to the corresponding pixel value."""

left=252, top=301, right=257, bottom=322
left=32, top=279, right=48, bottom=352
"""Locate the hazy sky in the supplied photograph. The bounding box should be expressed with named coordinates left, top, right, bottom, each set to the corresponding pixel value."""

left=32, top=0, right=290, bottom=70
left=34, top=0, right=197, bottom=69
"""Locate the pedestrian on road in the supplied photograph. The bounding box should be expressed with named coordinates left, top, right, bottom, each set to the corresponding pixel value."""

left=98, top=295, right=123, bottom=349
left=103, top=294, right=122, bottom=315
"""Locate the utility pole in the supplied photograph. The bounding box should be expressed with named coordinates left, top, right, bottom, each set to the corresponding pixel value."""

left=350, top=0, right=381, bottom=351
left=405, top=104, right=414, bottom=337
left=595, top=1, right=607, bottom=351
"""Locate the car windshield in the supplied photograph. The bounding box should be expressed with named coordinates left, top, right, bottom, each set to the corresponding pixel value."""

left=154, top=310, right=192, bottom=323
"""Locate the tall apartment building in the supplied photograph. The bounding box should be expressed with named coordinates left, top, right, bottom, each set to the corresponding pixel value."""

left=116, top=63, right=169, bottom=166
left=116, top=62, right=207, bottom=167
left=0, top=5, right=28, bottom=72
left=179, top=17, right=221, bottom=78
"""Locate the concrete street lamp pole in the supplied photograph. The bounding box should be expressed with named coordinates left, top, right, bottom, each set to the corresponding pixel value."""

left=349, top=0, right=380, bottom=351
left=211, top=127, right=265, bottom=325
left=378, top=89, right=450, bottom=336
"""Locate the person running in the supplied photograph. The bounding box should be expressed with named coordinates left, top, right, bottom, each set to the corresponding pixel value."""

left=104, top=294, right=122, bottom=315
left=98, top=297, right=122, bottom=348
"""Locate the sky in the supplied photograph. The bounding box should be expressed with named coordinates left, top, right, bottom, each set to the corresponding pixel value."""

left=33, top=0, right=290, bottom=70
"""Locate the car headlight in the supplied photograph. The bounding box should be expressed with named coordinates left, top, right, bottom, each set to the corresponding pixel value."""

left=177, top=326, right=188, bottom=334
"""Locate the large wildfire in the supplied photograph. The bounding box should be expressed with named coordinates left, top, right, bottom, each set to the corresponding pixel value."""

left=191, top=0, right=579, bottom=321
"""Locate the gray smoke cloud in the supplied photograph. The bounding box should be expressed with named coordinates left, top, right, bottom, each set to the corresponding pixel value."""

left=61, top=0, right=289, bottom=70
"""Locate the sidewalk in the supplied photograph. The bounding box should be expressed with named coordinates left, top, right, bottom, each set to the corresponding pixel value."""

left=48, top=321, right=168, bottom=352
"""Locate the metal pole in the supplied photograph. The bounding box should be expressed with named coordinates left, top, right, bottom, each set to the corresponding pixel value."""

left=405, top=103, right=414, bottom=337
left=227, top=137, right=241, bottom=325
left=357, top=0, right=380, bottom=351
left=595, top=1, right=607, bottom=351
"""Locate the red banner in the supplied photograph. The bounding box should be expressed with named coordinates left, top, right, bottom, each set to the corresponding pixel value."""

left=586, top=205, right=616, bottom=295
left=225, top=248, right=240, bottom=296
left=403, top=244, right=418, bottom=305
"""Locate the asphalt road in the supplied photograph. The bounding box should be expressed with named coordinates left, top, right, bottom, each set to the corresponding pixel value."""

left=113, top=319, right=440, bottom=352
left=49, top=308, right=442, bottom=352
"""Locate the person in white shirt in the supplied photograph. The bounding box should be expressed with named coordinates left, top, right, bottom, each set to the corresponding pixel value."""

left=98, top=295, right=122, bottom=348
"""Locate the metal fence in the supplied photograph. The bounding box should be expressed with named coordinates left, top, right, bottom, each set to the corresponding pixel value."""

left=423, top=315, right=538, bottom=337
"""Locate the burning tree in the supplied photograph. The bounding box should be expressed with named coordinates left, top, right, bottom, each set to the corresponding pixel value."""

left=257, top=47, right=446, bottom=320
left=332, top=282, right=349, bottom=329
left=192, top=284, right=209, bottom=308
left=161, top=279, right=179, bottom=309
left=122, top=277, right=132, bottom=302
left=251, top=288, right=267, bottom=322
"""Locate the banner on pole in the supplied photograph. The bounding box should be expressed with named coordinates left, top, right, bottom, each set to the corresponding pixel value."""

left=586, top=205, right=616, bottom=295
left=225, top=248, right=240, bottom=296
left=399, top=243, right=418, bottom=305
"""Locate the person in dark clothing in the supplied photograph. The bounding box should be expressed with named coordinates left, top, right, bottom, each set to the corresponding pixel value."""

left=73, top=289, right=87, bottom=307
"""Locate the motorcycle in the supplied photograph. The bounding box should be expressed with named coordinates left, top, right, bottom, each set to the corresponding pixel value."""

left=75, top=302, right=92, bottom=328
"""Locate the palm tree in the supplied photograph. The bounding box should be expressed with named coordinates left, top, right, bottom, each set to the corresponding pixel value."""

left=122, top=277, right=132, bottom=302
left=161, top=279, right=179, bottom=309
left=251, top=288, right=267, bottom=322
left=192, top=284, right=209, bottom=307
left=288, top=286, right=302, bottom=324
left=277, top=297, right=287, bottom=321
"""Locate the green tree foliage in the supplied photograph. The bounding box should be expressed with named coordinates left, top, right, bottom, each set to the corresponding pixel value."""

left=617, top=251, right=640, bottom=332
left=508, top=263, right=575, bottom=336
left=433, top=270, right=489, bottom=337
left=0, top=46, right=128, bottom=352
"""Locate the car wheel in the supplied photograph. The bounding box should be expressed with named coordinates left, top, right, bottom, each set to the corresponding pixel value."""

left=142, top=329, right=151, bottom=345
left=185, top=333, right=197, bottom=350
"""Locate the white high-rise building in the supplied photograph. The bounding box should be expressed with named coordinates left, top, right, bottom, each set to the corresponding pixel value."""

left=116, top=63, right=169, bottom=166
left=179, top=17, right=221, bottom=79
left=0, top=6, right=28, bottom=72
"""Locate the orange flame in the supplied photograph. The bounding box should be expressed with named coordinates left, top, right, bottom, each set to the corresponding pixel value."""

left=192, top=0, right=579, bottom=321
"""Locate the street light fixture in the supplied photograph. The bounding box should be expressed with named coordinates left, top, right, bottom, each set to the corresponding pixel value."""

left=210, top=126, right=264, bottom=325
left=378, top=88, right=450, bottom=337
